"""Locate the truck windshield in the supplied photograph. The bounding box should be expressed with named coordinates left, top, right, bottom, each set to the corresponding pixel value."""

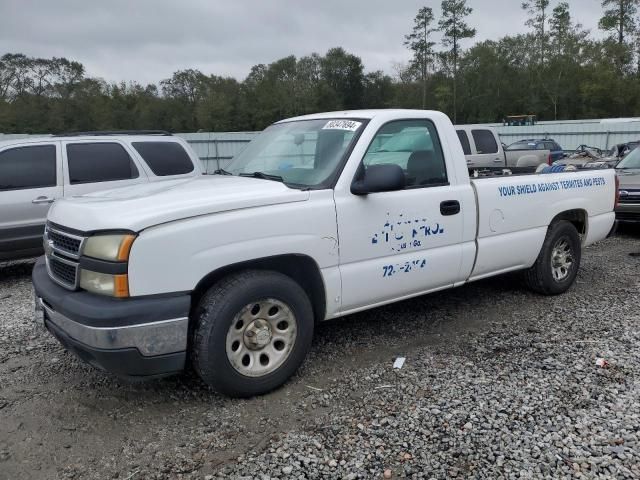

left=617, top=146, right=640, bottom=169
left=226, top=118, right=366, bottom=188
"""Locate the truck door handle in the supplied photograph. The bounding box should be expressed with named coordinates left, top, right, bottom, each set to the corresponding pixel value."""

left=32, top=196, right=55, bottom=204
left=493, top=157, right=503, bottom=162
left=440, top=200, right=460, bottom=216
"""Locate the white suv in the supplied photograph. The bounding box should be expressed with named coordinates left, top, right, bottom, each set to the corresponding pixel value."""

left=0, top=131, right=202, bottom=261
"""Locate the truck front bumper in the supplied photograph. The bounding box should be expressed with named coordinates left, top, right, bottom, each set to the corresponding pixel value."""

left=32, top=257, right=190, bottom=379
left=615, top=203, right=640, bottom=223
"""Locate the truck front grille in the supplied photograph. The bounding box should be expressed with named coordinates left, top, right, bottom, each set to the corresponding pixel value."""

left=619, top=189, right=640, bottom=204
left=49, top=230, right=82, bottom=255
left=48, top=229, right=82, bottom=256
left=48, top=256, right=78, bottom=288
left=44, top=224, right=85, bottom=290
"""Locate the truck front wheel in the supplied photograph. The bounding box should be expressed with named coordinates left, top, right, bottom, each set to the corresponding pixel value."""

left=191, top=270, right=314, bottom=397
left=524, top=220, right=582, bottom=295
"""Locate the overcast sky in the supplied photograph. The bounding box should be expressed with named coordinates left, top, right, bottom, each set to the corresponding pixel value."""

left=1, top=0, right=605, bottom=85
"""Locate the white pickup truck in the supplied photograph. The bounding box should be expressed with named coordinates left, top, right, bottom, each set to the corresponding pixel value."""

left=33, top=109, right=617, bottom=397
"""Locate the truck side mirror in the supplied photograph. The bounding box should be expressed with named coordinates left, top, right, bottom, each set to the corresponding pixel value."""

left=351, top=164, right=406, bottom=196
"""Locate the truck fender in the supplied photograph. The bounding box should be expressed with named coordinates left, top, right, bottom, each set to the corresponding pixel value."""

left=191, top=254, right=328, bottom=324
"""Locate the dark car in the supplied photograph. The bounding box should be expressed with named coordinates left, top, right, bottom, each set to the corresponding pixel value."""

left=615, top=146, right=640, bottom=223
left=506, top=139, right=565, bottom=162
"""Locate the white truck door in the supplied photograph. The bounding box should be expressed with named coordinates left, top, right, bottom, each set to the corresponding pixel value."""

left=334, top=119, right=467, bottom=313
left=61, top=140, right=147, bottom=196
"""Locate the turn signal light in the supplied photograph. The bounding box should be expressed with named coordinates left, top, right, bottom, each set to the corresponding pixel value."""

left=114, top=274, right=130, bottom=298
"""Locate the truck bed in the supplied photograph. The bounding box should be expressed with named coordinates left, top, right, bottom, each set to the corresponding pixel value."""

left=466, top=168, right=616, bottom=281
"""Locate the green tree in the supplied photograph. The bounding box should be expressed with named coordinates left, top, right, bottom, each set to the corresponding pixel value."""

left=438, top=0, right=476, bottom=122
left=522, top=0, right=550, bottom=64
left=160, top=69, right=209, bottom=130
left=599, top=0, right=638, bottom=44
left=598, top=0, right=639, bottom=70
left=319, top=47, right=365, bottom=110
left=404, top=7, right=437, bottom=108
left=544, top=2, right=589, bottom=118
left=362, top=70, right=394, bottom=108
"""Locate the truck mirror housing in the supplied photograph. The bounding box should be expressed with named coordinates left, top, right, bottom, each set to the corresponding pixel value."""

left=351, top=164, right=406, bottom=195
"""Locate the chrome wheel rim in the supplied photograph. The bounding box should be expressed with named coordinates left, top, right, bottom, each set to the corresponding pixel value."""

left=551, top=238, right=574, bottom=281
left=225, top=299, right=297, bottom=377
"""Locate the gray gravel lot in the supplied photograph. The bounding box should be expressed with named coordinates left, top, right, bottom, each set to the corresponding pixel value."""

left=1, top=228, right=639, bottom=479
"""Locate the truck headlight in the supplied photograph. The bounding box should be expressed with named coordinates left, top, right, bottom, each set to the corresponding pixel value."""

left=80, top=270, right=129, bottom=298
left=83, top=234, right=136, bottom=262
left=80, top=233, right=135, bottom=297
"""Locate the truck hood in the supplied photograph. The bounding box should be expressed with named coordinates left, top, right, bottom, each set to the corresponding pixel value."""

left=48, top=175, right=310, bottom=232
left=616, top=168, right=640, bottom=189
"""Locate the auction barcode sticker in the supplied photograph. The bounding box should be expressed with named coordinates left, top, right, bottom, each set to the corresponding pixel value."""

left=322, top=120, right=362, bottom=131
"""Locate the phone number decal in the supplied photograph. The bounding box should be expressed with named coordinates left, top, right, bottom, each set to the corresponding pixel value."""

left=382, top=258, right=427, bottom=278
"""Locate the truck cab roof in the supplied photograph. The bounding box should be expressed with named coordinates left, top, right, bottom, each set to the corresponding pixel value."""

left=279, top=109, right=449, bottom=123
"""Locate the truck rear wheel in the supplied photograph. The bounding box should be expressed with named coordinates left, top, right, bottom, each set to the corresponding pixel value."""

left=191, top=270, right=314, bottom=397
left=524, top=220, right=581, bottom=295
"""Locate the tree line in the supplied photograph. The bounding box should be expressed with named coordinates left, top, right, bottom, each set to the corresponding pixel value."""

left=2, top=0, right=640, bottom=134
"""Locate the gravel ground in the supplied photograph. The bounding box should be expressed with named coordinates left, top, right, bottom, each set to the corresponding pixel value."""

left=1, top=227, right=639, bottom=480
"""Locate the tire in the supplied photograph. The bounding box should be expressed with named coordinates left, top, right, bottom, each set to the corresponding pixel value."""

left=191, top=270, right=314, bottom=397
left=524, top=220, right=581, bottom=295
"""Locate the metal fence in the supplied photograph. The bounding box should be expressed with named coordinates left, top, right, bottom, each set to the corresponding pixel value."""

left=176, top=132, right=257, bottom=173
left=4, top=118, right=640, bottom=165
left=494, top=121, right=640, bottom=151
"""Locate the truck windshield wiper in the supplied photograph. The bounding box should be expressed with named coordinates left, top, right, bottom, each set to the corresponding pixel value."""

left=213, top=168, right=233, bottom=175
left=238, top=171, right=285, bottom=183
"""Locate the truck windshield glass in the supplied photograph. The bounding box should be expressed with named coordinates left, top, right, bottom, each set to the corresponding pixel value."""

left=617, top=146, right=640, bottom=169
left=226, top=119, right=365, bottom=188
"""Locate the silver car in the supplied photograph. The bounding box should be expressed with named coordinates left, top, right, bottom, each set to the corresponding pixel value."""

left=0, top=131, right=203, bottom=261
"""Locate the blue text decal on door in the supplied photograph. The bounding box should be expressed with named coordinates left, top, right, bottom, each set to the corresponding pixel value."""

left=371, top=213, right=445, bottom=252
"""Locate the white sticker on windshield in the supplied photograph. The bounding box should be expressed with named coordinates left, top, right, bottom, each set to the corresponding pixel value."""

left=322, top=120, right=362, bottom=131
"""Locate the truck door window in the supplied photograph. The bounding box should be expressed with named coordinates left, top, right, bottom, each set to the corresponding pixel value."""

left=132, top=141, right=194, bottom=176
left=0, top=145, right=56, bottom=191
left=471, top=130, right=498, bottom=154
left=456, top=130, right=471, bottom=155
left=67, top=143, right=139, bottom=184
left=363, top=119, right=447, bottom=188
